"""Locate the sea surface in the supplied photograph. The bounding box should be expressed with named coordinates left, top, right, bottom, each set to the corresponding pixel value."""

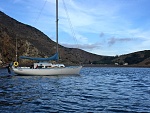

left=0, top=67, right=150, bottom=113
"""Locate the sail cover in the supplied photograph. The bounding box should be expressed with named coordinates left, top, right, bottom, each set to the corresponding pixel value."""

left=20, top=53, right=59, bottom=61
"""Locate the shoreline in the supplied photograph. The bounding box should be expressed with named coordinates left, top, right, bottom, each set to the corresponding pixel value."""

left=82, top=64, right=150, bottom=68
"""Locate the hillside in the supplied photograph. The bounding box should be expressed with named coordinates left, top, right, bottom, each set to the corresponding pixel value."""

left=0, top=11, right=104, bottom=65
left=112, top=50, right=150, bottom=66
left=0, top=11, right=150, bottom=67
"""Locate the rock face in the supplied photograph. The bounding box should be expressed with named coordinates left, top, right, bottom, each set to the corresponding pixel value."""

left=0, top=11, right=150, bottom=67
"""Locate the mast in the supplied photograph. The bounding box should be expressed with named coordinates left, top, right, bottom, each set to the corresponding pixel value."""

left=15, top=36, right=18, bottom=62
left=56, top=0, right=59, bottom=59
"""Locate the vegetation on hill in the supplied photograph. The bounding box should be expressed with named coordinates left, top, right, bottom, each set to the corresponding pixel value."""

left=113, top=50, right=150, bottom=66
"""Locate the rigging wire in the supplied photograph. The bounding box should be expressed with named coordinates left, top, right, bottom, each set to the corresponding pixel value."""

left=62, top=0, right=80, bottom=50
left=33, top=0, right=48, bottom=25
left=62, top=0, right=82, bottom=64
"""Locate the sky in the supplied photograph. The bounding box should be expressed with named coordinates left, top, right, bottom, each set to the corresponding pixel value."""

left=1, top=0, right=150, bottom=56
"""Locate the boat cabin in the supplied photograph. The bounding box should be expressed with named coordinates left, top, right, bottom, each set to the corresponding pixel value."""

left=33, top=62, right=65, bottom=69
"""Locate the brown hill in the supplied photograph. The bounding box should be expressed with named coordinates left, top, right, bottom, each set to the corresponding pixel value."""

left=0, top=11, right=104, bottom=65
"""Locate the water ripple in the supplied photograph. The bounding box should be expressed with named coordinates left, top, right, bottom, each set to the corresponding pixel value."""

left=0, top=67, right=150, bottom=112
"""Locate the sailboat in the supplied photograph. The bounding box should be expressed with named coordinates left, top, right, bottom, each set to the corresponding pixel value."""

left=12, top=0, right=82, bottom=76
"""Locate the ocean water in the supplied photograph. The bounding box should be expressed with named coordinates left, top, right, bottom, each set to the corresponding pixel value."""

left=0, top=67, right=150, bottom=113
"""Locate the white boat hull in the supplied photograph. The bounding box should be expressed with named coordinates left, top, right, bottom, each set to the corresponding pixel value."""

left=12, top=66, right=82, bottom=76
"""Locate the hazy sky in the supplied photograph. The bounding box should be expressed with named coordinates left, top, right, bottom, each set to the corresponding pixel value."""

left=1, top=0, right=150, bottom=56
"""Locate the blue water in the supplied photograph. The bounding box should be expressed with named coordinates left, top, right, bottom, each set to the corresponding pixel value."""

left=0, top=67, right=150, bottom=113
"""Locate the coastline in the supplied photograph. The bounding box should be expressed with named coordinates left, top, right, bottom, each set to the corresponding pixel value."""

left=82, top=64, right=150, bottom=68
